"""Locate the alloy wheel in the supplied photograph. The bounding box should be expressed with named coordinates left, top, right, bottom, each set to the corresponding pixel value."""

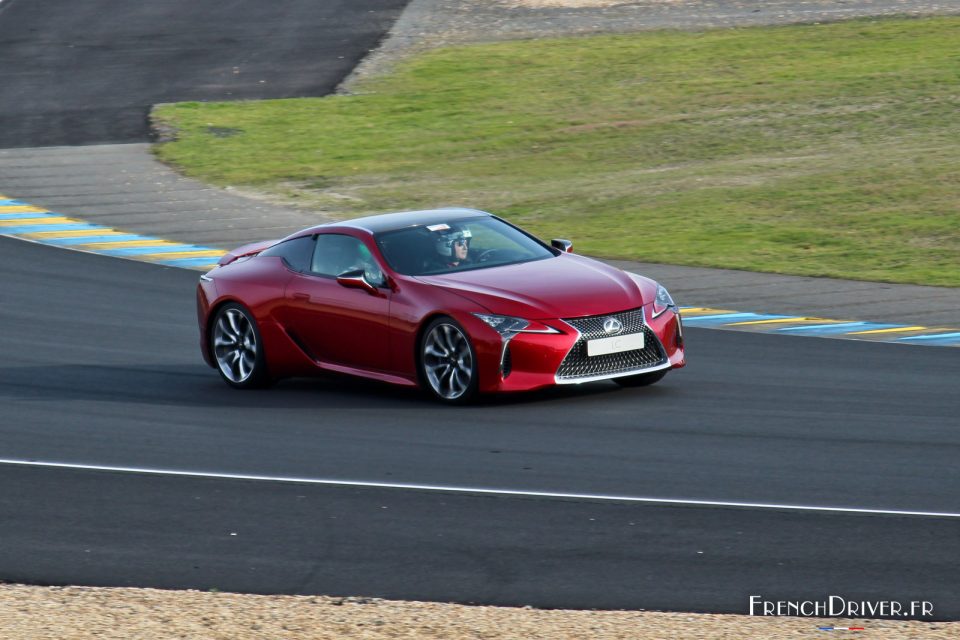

left=422, top=322, right=474, bottom=400
left=213, top=307, right=259, bottom=384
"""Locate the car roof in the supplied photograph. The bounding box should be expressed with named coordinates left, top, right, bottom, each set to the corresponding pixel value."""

left=306, top=208, right=493, bottom=235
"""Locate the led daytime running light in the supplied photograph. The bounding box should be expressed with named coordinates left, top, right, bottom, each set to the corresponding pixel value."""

left=652, top=284, right=677, bottom=319
left=473, top=314, right=559, bottom=336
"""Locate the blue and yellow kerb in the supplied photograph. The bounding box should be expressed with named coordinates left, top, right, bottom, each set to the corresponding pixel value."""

left=681, top=307, right=960, bottom=347
left=0, top=194, right=224, bottom=271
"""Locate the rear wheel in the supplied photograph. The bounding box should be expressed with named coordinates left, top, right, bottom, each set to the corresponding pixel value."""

left=211, top=303, right=269, bottom=389
left=614, top=369, right=667, bottom=388
left=419, top=317, right=479, bottom=404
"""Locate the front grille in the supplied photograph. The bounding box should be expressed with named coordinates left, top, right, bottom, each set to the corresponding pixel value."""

left=556, top=308, right=667, bottom=381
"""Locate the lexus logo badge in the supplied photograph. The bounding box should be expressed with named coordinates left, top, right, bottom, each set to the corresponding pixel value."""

left=603, top=317, right=623, bottom=334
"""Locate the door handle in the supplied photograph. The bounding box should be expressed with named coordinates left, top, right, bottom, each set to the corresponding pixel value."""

left=292, top=292, right=310, bottom=300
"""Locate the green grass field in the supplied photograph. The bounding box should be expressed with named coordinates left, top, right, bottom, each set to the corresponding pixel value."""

left=152, top=17, right=960, bottom=286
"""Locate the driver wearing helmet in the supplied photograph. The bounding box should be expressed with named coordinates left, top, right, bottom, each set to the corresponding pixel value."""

left=433, top=225, right=473, bottom=269
left=351, top=242, right=385, bottom=286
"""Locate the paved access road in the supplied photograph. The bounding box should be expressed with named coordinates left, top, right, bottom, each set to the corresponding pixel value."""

left=0, top=0, right=409, bottom=148
left=2, top=236, right=958, bottom=618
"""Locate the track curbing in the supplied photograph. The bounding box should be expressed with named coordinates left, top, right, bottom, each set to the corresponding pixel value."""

left=0, top=193, right=223, bottom=271
left=680, top=307, right=960, bottom=347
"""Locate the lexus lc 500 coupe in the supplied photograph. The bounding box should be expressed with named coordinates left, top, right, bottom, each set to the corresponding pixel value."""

left=197, top=208, right=685, bottom=403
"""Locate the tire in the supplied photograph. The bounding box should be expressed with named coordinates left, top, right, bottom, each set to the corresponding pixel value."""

left=419, top=317, right=479, bottom=404
left=210, top=302, right=270, bottom=389
left=614, top=369, right=667, bottom=388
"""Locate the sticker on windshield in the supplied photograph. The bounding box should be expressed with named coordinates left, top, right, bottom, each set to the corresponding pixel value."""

left=427, top=224, right=451, bottom=232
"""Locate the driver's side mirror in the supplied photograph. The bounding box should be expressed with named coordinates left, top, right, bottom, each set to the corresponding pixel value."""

left=551, top=238, right=573, bottom=253
left=336, top=269, right=381, bottom=296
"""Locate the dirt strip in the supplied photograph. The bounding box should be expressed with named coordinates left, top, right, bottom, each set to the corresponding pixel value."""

left=504, top=0, right=678, bottom=7
left=0, top=585, right=956, bottom=639
left=504, top=0, right=643, bottom=7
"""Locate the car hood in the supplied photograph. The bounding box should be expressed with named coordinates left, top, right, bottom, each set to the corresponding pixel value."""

left=415, top=254, right=654, bottom=320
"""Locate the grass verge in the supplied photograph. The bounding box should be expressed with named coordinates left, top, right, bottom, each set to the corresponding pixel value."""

left=153, top=17, right=960, bottom=286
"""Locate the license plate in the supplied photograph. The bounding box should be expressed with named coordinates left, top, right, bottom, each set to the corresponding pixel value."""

left=587, top=332, right=644, bottom=356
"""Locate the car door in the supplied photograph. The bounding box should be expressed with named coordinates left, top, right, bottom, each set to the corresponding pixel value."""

left=284, top=233, right=392, bottom=372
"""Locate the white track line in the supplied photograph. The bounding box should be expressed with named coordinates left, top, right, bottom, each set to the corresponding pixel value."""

left=2, top=457, right=958, bottom=519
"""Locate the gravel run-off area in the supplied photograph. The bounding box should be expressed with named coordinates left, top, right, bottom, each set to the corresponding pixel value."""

left=7, top=1, right=960, bottom=638
left=2, top=585, right=958, bottom=639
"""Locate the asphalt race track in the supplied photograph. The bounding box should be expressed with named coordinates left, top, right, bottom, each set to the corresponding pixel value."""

left=0, top=0, right=408, bottom=147
left=2, top=236, right=958, bottom=618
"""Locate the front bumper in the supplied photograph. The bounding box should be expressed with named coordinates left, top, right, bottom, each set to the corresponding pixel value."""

left=473, top=304, right=685, bottom=393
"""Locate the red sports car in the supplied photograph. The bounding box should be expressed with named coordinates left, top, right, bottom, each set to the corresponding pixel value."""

left=197, top=208, right=685, bottom=402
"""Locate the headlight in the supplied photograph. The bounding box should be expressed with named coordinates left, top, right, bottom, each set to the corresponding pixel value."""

left=652, top=283, right=677, bottom=318
left=473, top=314, right=559, bottom=339
left=474, top=314, right=529, bottom=336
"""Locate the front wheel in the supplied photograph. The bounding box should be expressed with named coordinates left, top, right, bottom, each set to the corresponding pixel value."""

left=419, top=317, right=479, bottom=404
left=211, top=302, right=269, bottom=389
left=614, top=369, right=667, bottom=388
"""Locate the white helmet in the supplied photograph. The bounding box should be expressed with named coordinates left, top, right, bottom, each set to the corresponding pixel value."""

left=434, top=225, right=472, bottom=258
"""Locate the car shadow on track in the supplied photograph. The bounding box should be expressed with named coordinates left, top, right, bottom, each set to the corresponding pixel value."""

left=278, top=374, right=654, bottom=408
left=0, top=363, right=678, bottom=410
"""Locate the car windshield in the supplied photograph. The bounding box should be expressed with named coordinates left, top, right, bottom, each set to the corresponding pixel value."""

left=375, top=216, right=555, bottom=276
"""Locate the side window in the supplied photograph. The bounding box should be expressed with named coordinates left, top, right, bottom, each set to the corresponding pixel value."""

left=311, top=234, right=386, bottom=287
left=259, top=235, right=316, bottom=272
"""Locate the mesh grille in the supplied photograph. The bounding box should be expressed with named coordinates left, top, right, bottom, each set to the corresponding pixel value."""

left=556, top=308, right=667, bottom=381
